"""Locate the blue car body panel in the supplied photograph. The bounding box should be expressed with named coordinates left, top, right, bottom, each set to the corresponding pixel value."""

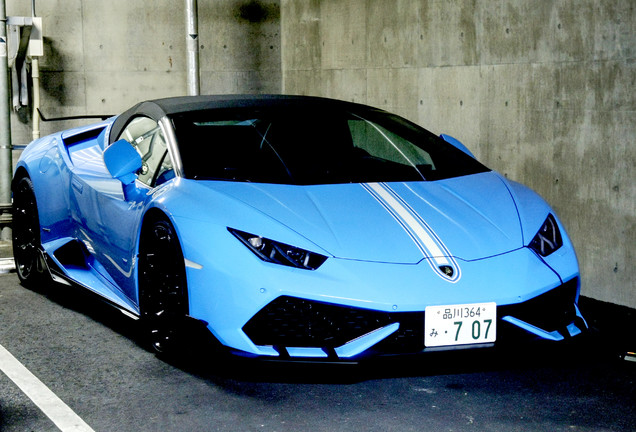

left=14, top=95, right=586, bottom=360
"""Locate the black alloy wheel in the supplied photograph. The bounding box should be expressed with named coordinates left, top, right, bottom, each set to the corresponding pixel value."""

left=12, top=176, right=47, bottom=287
left=138, top=216, right=188, bottom=354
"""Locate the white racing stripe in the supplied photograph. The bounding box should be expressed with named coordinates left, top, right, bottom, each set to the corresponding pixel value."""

left=0, top=343, right=95, bottom=432
left=363, top=182, right=461, bottom=282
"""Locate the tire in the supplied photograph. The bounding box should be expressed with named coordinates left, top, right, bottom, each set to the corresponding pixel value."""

left=138, top=216, right=188, bottom=354
left=12, top=176, right=48, bottom=288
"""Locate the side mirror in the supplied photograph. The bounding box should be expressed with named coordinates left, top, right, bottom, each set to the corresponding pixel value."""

left=103, top=139, right=142, bottom=184
left=440, top=134, right=476, bottom=159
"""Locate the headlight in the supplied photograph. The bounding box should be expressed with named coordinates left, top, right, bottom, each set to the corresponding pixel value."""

left=229, top=228, right=328, bottom=270
left=529, top=214, right=563, bottom=257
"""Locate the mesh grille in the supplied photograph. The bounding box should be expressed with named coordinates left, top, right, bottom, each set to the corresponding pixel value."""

left=242, top=296, right=403, bottom=348
left=499, top=277, right=579, bottom=332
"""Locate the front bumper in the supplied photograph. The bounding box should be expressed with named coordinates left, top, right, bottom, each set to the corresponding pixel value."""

left=238, top=277, right=587, bottom=361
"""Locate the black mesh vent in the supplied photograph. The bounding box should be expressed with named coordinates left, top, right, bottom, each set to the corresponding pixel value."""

left=242, top=296, right=403, bottom=349
left=499, top=277, right=579, bottom=332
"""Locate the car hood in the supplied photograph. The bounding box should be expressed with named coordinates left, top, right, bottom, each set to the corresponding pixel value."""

left=198, top=172, right=522, bottom=264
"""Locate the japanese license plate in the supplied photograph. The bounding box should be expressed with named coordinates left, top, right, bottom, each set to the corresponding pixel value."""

left=425, top=302, right=497, bottom=347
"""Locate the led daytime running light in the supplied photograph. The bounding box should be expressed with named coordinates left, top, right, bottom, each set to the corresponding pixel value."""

left=529, top=214, right=563, bottom=257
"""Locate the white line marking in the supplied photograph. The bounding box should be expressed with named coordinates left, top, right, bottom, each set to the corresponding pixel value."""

left=362, top=182, right=462, bottom=282
left=0, top=343, right=95, bottom=432
left=369, top=183, right=448, bottom=259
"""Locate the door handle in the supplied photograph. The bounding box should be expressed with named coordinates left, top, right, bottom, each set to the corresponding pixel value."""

left=72, top=177, right=84, bottom=194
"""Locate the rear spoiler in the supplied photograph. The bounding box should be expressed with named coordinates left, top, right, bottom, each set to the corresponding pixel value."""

left=37, top=108, right=113, bottom=122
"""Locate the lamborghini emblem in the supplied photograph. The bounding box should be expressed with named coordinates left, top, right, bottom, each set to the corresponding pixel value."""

left=439, top=265, right=454, bottom=278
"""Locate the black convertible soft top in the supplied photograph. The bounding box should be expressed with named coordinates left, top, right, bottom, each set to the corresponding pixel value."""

left=109, top=94, right=373, bottom=144
left=107, top=93, right=489, bottom=185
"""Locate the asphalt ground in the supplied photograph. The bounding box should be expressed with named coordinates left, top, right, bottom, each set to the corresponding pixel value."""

left=0, top=266, right=634, bottom=431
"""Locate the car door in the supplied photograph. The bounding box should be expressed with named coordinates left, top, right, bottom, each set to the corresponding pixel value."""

left=73, top=116, right=175, bottom=305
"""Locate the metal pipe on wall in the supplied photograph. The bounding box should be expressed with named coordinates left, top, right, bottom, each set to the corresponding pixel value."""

left=185, top=0, right=200, bottom=96
left=0, top=0, right=13, bottom=240
left=31, top=59, right=39, bottom=140
left=31, top=0, right=39, bottom=140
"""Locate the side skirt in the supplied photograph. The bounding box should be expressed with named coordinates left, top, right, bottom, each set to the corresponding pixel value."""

left=41, top=246, right=141, bottom=320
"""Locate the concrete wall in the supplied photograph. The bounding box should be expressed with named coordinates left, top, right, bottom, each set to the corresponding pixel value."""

left=5, top=0, right=634, bottom=308
left=7, top=0, right=281, bottom=144
left=281, top=0, right=635, bottom=309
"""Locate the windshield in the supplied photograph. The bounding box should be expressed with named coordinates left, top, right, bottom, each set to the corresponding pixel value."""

left=170, top=107, right=489, bottom=185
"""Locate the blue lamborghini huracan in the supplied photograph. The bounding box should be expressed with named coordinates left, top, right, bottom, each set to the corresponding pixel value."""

left=12, top=95, right=587, bottom=360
